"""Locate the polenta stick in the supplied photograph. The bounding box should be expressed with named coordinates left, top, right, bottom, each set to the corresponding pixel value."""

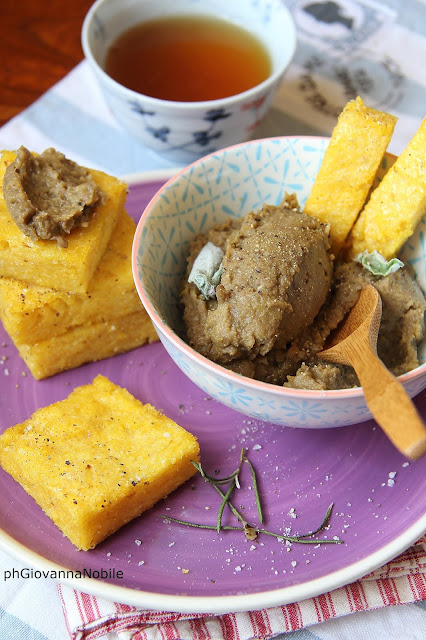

left=349, top=116, right=426, bottom=259
left=304, top=96, right=397, bottom=255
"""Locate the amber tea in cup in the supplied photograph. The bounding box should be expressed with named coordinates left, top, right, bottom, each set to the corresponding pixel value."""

left=104, top=14, right=272, bottom=102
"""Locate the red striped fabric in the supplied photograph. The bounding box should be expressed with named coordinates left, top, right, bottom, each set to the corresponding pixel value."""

left=59, top=538, right=426, bottom=640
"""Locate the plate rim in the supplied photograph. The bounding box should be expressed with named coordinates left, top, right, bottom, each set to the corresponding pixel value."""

left=0, top=164, right=424, bottom=614
left=0, top=507, right=424, bottom=614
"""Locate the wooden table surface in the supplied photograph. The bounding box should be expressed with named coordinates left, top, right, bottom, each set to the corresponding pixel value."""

left=1, top=0, right=94, bottom=128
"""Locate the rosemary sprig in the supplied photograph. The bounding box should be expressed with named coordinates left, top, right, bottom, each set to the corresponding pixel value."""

left=162, top=450, right=343, bottom=546
left=160, top=505, right=342, bottom=545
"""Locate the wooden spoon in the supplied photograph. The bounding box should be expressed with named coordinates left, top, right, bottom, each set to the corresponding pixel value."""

left=318, top=284, right=426, bottom=459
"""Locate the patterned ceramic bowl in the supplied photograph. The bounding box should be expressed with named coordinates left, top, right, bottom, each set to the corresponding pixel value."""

left=81, top=0, right=296, bottom=164
left=132, top=136, right=426, bottom=428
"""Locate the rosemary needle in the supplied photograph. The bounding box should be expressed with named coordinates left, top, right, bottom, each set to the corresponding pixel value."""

left=244, top=454, right=263, bottom=524
left=296, top=502, right=334, bottom=539
left=217, top=479, right=236, bottom=533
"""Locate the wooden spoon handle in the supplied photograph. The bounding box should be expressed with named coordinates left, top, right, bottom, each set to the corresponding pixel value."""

left=352, top=349, right=426, bottom=460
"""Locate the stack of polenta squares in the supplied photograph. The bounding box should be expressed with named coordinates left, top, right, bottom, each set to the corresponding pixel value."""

left=0, top=149, right=157, bottom=379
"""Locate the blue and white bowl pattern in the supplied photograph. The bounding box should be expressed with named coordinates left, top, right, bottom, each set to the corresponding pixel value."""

left=134, top=137, right=426, bottom=428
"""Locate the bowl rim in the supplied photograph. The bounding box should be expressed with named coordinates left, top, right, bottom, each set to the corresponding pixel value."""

left=81, top=0, right=297, bottom=110
left=131, top=135, right=426, bottom=400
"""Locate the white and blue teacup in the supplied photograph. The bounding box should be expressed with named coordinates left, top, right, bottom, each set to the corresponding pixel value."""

left=81, top=0, right=296, bottom=163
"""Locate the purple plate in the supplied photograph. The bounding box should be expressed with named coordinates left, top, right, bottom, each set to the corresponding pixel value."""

left=0, top=170, right=425, bottom=614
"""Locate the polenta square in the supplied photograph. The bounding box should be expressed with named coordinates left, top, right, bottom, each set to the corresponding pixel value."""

left=0, top=210, right=146, bottom=346
left=0, top=375, right=199, bottom=550
left=304, top=96, right=397, bottom=255
left=17, top=310, right=158, bottom=380
left=0, top=150, right=126, bottom=293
